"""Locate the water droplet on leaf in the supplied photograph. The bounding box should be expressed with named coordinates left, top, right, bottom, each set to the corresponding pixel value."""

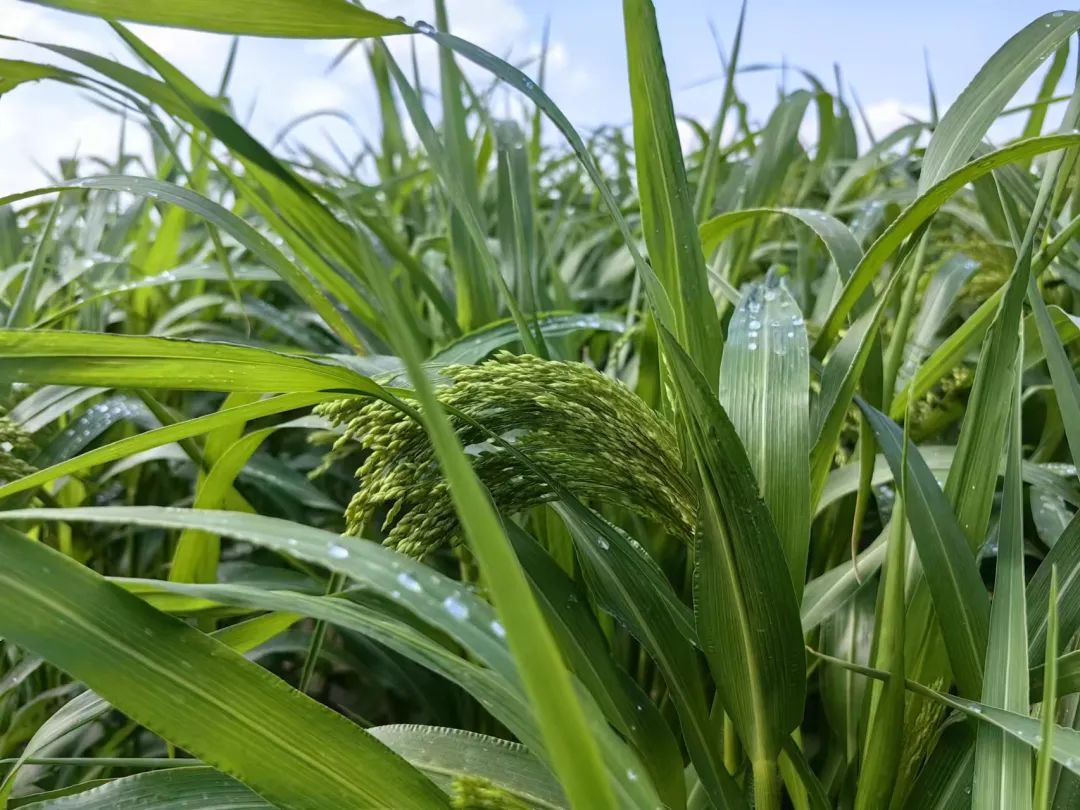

left=443, top=595, right=469, bottom=620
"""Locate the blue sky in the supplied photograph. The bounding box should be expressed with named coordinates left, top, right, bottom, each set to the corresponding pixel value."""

left=0, top=0, right=1071, bottom=193
left=511, top=0, right=1070, bottom=129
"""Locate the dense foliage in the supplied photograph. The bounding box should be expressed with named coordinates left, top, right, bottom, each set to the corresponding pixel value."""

left=1, top=2, right=1079, bottom=808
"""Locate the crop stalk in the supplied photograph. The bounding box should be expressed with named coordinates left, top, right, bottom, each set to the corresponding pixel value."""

left=752, top=757, right=781, bottom=810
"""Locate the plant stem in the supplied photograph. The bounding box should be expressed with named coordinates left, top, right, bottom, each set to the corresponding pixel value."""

left=298, top=571, right=343, bottom=693
left=752, top=757, right=781, bottom=810
left=723, top=714, right=740, bottom=773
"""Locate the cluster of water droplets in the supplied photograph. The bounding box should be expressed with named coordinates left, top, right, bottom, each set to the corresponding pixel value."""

left=746, top=293, right=763, bottom=351
left=293, top=532, right=518, bottom=646
left=56, top=397, right=154, bottom=455
left=741, top=278, right=807, bottom=357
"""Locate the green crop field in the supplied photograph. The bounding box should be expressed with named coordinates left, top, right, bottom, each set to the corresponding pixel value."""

left=0, top=1, right=1078, bottom=808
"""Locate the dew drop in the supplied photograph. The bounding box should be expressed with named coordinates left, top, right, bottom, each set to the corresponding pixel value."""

left=748, top=318, right=762, bottom=330
left=443, top=595, right=470, bottom=621
left=327, top=542, right=349, bottom=560
left=627, top=769, right=639, bottom=782
left=490, top=620, right=506, bottom=639
left=597, top=536, right=611, bottom=550
left=414, top=20, right=435, bottom=34
left=397, top=572, right=422, bottom=593
left=748, top=341, right=758, bottom=351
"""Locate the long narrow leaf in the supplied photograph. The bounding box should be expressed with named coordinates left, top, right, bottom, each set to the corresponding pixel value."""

left=0, top=524, right=448, bottom=809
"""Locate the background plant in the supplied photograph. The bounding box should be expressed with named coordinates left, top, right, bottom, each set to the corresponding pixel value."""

left=0, top=1, right=1078, bottom=809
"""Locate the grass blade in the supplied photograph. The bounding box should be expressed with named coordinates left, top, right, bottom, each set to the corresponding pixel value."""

left=662, top=328, right=804, bottom=807
left=972, top=354, right=1031, bottom=810
left=361, top=227, right=619, bottom=808
left=720, top=277, right=811, bottom=595
left=814, top=133, right=1080, bottom=354
left=0, top=393, right=326, bottom=501
left=1027, top=275, right=1080, bottom=474
left=21, top=0, right=410, bottom=38
left=920, top=12, right=1080, bottom=190
left=856, top=399, right=990, bottom=698
left=854, top=511, right=906, bottom=810
left=11, top=766, right=269, bottom=808
left=0, top=330, right=380, bottom=394
left=1035, top=570, right=1060, bottom=810
left=371, top=725, right=566, bottom=810
left=0, top=524, right=449, bottom=809
left=6, top=199, right=60, bottom=329
left=624, top=0, right=722, bottom=385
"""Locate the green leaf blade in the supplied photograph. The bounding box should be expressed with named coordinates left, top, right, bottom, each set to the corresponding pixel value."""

left=21, top=0, right=412, bottom=38
left=720, top=278, right=811, bottom=597
left=0, top=525, right=449, bottom=810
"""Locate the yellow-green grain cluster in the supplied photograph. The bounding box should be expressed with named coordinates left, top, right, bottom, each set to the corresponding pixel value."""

left=0, top=414, right=35, bottom=484
left=317, top=351, right=694, bottom=557
left=451, top=775, right=528, bottom=810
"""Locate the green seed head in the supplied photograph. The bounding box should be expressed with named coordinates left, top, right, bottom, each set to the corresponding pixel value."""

left=317, top=352, right=694, bottom=558
left=0, top=415, right=36, bottom=484
left=451, top=775, right=528, bottom=810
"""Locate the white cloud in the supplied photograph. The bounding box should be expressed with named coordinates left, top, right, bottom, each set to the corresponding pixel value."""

left=0, top=87, right=142, bottom=192
left=1, top=0, right=99, bottom=48
left=285, top=0, right=593, bottom=161
left=0, top=1, right=128, bottom=192
left=125, top=23, right=235, bottom=86
left=860, top=98, right=930, bottom=140
left=0, top=0, right=597, bottom=195
left=283, top=75, right=352, bottom=115
left=676, top=118, right=699, bottom=153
